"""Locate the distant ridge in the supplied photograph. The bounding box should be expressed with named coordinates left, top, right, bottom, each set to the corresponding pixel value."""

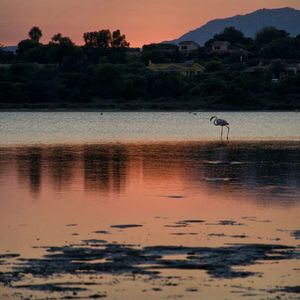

left=2, top=46, right=17, bottom=53
left=167, top=7, right=300, bottom=45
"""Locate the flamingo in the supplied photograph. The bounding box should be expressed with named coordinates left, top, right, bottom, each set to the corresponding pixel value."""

left=210, top=116, right=230, bottom=141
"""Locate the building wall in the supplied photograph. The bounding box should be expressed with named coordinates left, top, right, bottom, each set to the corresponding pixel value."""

left=212, top=42, right=230, bottom=52
left=179, top=43, right=199, bottom=52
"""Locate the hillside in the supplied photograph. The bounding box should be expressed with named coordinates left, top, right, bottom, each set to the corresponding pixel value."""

left=168, top=7, right=300, bottom=45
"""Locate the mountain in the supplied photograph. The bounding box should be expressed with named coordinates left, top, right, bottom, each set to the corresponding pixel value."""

left=2, top=46, right=17, bottom=53
left=167, top=7, right=300, bottom=45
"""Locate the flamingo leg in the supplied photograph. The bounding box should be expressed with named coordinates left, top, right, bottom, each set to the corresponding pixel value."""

left=221, top=126, right=223, bottom=141
left=226, top=126, right=230, bottom=140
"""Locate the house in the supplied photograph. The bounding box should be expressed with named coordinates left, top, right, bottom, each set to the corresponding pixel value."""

left=179, top=41, right=200, bottom=53
left=244, top=61, right=300, bottom=79
left=211, top=41, right=231, bottom=53
left=244, top=64, right=269, bottom=74
left=148, top=61, right=205, bottom=77
left=125, top=47, right=141, bottom=58
left=0, top=64, right=12, bottom=69
left=286, top=64, right=300, bottom=75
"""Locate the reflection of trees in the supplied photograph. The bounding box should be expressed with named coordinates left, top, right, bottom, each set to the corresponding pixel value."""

left=0, top=149, right=12, bottom=178
left=10, top=145, right=129, bottom=197
left=16, top=147, right=42, bottom=196
left=2, top=142, right=300, bottom=205
left=139, top=144, right=182, bottom=181
left=46, top=147, right=77, bottom=191
left=84, top=145, right=110, bottom=193
left=111, top=145, right=128, bottom=193
left=182, top=143, right=300, bottom=205
left=83, top=145, right=128, bottom=194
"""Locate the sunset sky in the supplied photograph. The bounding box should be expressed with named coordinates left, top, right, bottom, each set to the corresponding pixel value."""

left=1, top=0, right=300, bottom=47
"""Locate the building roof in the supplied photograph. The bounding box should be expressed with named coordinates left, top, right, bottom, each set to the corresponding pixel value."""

left=287, top=63, right=300, bottom=69
left=179, top=41, right=200, bottom=47
left=212, top=41, right=231, bottom=46
left=149, top=62, right=205, bottom=73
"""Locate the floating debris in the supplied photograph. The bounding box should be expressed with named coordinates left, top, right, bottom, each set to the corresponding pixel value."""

left=177, top=220, right=205, bottom=224
left=14, top=283, right=88, bottom=292
left=110, top=224, right=143, bottom=229
left=0, top=242, right=296, bottom=287
left=170, top=233, right=198, bottom=236
left=208, top=233, right=226, bottom=237
left=164, top=224, right=188, bottom=228
left=94, top=231, right=110, bottom=235
left=218, top=220, right=244, bottom=226
left=205, top=178, right=233, bottom=182
left=273, top=286, right=300, bottom=294
left=82, top=239, right=107, bottom=244
left=208, top=233, right=248, bottom=238
left=292, top=230, right=300, bottom=240
left=0, top=254, right=19, bottom=259
left=186, top=287, right=198, bottom=292
left=164, top=195, right=185, bottom=199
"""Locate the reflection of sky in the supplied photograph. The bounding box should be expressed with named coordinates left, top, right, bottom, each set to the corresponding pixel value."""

left=0, top=141, right=300, bottom=262
left=0, top=142, right=299, bottom=206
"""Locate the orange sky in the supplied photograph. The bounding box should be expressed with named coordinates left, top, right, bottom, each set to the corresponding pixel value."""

left=1, top=0, right=300, bottom=47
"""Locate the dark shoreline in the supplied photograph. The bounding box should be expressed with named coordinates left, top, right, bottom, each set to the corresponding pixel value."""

left=0, top=108, right=299, bottom=112
left=1, top=140, right=300, bottom=150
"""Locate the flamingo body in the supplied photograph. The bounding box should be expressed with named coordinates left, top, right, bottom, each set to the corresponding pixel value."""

left=210, top=116, right=230, bottom=141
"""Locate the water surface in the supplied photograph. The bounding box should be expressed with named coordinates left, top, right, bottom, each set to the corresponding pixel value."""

left=0, top=112, right=299, bottom=300
left=0, top=112, right=299, bottom=144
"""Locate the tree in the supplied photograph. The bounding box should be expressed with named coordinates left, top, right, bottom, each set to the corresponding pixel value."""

left=142, top=43, right=180, bottom=64
left=83, top=29, right=130, bottom=50
left=205, top=27, right=252, bottom=48
left=213, top=27, right=246, bottom=45
left=17, top=39, right=40, bottom=55
left=255, top=27, right=289, bottom=45
left=0, top=43, right=15, bottom=62
left=83, top=30, right=112, bottom=49
left=197, top=77, right=227, bottom=96
left=17, top=27, right=43, bottom=58
left=28, top=26, right=43, bottom=42
left=21, top=46, right=47, bottom=63
left=111, top=30, right=130, bottom=48
left=48, top=34, right=84, bottom=69
left=269, top=59, right=287, bottom=79
left=50, top=33, right=74, bottom=46
left=89, top=64, right=125, bottom=97
left=51, top=33, right=63, bottom=43
left=205, top=60, right=224, bottom=72
left=260, top=37, right=300, bottom=59
left=147, top=72, right=187, bottom=98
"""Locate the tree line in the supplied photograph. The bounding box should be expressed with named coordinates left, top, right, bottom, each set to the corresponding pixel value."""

left=0, top=26, right=300, bottom=110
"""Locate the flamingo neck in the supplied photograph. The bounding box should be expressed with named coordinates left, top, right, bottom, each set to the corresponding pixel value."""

left=214, top=118, right=218, bottom=126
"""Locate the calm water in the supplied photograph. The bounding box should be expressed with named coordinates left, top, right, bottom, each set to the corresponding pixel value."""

left=0, top=112, right=300, bottom=300
left=0, top=112, right=299, bottom=144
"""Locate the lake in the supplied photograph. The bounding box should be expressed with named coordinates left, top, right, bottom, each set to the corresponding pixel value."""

left=0, top=112, right=299, bottom=145
left=0, top=112, right=299, bottom=300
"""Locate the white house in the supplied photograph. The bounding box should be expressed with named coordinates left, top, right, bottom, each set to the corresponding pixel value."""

left=179, top=41, right=200, bottom=53
left=211, top=41, right=231, bottom=53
